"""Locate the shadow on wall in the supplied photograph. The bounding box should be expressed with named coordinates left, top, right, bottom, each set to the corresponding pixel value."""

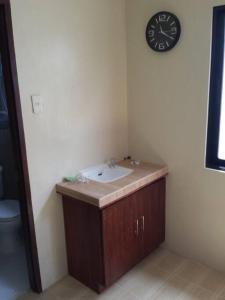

left=129, top=127, right=166, bottom=165
left=36, top=188, right=67, bottom=286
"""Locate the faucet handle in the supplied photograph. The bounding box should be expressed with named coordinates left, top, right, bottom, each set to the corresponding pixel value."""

left=130, top=159, right=140, bottom=166
left=107, top=158, right=117, bottom=168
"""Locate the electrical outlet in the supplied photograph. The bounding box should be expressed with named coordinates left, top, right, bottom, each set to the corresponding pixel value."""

left=31, top=95, right=43, bottom=114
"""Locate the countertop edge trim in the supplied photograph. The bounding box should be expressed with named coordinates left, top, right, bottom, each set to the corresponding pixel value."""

left=56, top=166, right=168, bottom=208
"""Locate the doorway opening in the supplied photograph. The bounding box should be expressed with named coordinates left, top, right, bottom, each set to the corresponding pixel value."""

left=0, top=0, right=41, bottom=298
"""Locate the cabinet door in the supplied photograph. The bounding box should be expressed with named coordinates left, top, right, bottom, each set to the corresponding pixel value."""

left=63, top=197, right=105, bottom=292
left=138, top=178, right=166, bottom=258
left=102, top=195, right=140, bottom=285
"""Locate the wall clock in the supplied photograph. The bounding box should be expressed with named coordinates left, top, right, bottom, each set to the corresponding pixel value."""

left=146, top=11, right=181, bottom=52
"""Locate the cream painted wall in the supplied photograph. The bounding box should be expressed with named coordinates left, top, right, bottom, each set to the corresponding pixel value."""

left=127, top=0, right=225, bottom=273
left=8, top=0, right=225, bottom=291
left=10, top=0, right=128, bottom=289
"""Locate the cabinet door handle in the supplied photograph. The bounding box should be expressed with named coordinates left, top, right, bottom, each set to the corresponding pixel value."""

left=134, top=219, right=139, bottom=236
left=141, top=216, right=145, bottom=232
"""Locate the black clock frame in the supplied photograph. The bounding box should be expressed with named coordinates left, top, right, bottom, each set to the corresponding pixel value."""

left=146, top=11, right=181, bottom=52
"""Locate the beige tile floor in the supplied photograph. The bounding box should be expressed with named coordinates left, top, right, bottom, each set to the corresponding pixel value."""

left=17, top=248, right=225, bottom=300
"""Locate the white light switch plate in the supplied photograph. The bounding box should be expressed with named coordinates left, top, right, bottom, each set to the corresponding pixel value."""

left=31, top=95, right=43, bottom=114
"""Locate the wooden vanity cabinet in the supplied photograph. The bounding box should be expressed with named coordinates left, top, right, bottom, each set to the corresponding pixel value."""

left=62, top=177, right=166, bottom=293
left=139, top=178, right=165, bottom=258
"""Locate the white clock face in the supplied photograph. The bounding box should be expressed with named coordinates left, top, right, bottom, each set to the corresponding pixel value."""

left=146, top=11, right=181, bottom=52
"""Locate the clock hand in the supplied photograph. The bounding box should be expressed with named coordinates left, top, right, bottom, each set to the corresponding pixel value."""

left=163, top=29, right=176, bottom=33
left=159, top=25, right=174, bottom=40
left=160, top=31, right=175, bottom=40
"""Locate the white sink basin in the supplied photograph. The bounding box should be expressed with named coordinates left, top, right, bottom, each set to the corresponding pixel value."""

left=81, top=164, right=133, bottom=183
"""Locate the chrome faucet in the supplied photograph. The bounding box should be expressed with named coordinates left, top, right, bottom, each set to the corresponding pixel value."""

left=107, top=158, right=116, bottom=168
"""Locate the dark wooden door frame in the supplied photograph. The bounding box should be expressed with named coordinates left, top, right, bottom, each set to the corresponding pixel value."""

left=0, top=0, right=42, bottom=293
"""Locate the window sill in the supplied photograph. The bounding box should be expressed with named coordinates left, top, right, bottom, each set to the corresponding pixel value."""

left=206, top=163, right=225, bottom=173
